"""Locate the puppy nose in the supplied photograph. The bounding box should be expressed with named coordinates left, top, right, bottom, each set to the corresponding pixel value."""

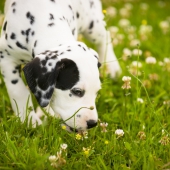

left=87, top=120, right=97, bottom=129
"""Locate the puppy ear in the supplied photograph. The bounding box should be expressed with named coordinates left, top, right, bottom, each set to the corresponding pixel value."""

left=23, top=57, right=79, bottom=107
left=23, top=57, right=59, bottom=107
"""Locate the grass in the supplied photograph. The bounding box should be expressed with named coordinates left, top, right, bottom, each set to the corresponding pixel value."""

left=0, top=0, right=170, bottom=169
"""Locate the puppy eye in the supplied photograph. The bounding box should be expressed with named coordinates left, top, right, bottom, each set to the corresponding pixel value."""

left=71, top=88, right=85, bottom=97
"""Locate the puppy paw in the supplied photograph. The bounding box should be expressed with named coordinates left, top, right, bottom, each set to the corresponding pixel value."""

left=28, top=111, right=42, bottom=128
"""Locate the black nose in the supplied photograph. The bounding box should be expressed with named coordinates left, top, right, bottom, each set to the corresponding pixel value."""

left=87, top=120, right=97, bottom=129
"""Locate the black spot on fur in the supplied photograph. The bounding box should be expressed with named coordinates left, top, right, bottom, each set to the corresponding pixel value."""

left=46, top=88, right=53, bottom=99
left=32, top=49, right=35, bottom=58
left=83, top=47, right=86, bottom=51
left=68, top=5, right=72, bottom=10
left=21, top=30, right=25, bottom=35
left=3, top=21, right=7, bottom=31
left=8, top=45, right=13, bottom=49
left=16, top=67, right=22, bottom=76
left=5, top=34, right=8, bottom=40
left=76, top=12, right=79, bottom=18
left=10, top=33, right=16, bottom=39
left=89, top=21, right=94, bottom=29
left=11, top=79, right=18, bottom=84
left=59, top=52, right=64, bottom=56
left=26, top=12, right=35, bottom=25
left=11, top=2, right=16, bottom=6
left=72, top=28, right=75, bottom=35
left=13, top=70, right=17, bottom=74
left=41, top=60, right=47, bottom=66
left=51, top=55, right=57, bottom=59
left=26, top=12, right=31, bottom=18
left=49, top=13, right=54, bottom=20
left=48, top=23, right=55, bottom=27
left=67, top=49, right=71, bottom=52
left=26, top=37, right=29, bottom=43
left=5, top=49, right=10, bottom=55
left=25, top=28, right=31, bottom=36
left=13, top=9, right=16, bottom=13
left=56, top=59, right=79, bottom=90
left=98, top=62, right=101, bottom=68
left=90, top=1, right=94, bottom=8
left=32, top=31, right=35, bottom=36
left=94, top=55, right=98, bottom=59
left=50, top=0, right=55, bottom=2
left=34, top=40, right=37, bottom=47
left=48, top=63, right=52, bottom=66
left=16, top=42, right=28, bottom=51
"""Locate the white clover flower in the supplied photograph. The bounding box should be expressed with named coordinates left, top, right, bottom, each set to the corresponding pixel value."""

left=100, top=122, right=108, bottom=132
left=124, top=3, right=133, bottom=10
left=112, top=38, right=119, bottom=46
left=122, top=48, right=132, bottom=60
left=100, top=122, right=108, bottom=127
left=117, top=34, right=125, bottom=41
left=122, top=76, right=131, bottom=89
left=118, top=19, right=131, bottom=28
left=159, top=21, right=169, bottom=29
left=122, top=76, right=131, bottom=82
left=164, top=57, right=170, bottom=63
left=145, top=56, right=157, bottom=64
left=115, top=129, right=124, bottom=137
left=119, top=8, right=130, bottom=18
left=49, top=155, right=58, bottom=163
left=140, top=3, right=149, bottom=10
left=139, top=25, right=153, bottom=35
left=109, top=26, right=119, bottom=37
left=137, top=98, right=144, bottom=103
left=159, top=21, right=169, bottom=33
left=123, top=48, right=132, bottom=56
left=126, top=25, right=136, bottom=34
left=130, top=39, right=141, bottom=47
left=132, top=49, right=142, bottom=56
left=60, top=143, right=68, bottom=150
left=131, top=61, right=142, bottom=68
left=106, top=6, right=117, bottom=18
left=159, top=136, right=170, bottom=145
left=158, top=61, right=164, bottom=66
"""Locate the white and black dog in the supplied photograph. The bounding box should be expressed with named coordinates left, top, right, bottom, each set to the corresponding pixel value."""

left=0, top=0, right=121, bottom=131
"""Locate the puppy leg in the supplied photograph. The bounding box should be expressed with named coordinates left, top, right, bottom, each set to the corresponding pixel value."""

left=82, top=6, right=121, bottom=77
left=0, top=56, right=42, bottom=126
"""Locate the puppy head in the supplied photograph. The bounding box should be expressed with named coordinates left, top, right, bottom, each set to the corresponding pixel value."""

left=23, top=42, right=101, bottom=131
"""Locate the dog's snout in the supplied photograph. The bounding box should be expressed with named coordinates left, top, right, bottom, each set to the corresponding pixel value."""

left=87, top=120, right=97, bottom=129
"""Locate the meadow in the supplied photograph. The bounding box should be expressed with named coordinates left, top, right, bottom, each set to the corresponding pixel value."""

left=0, top=0, right=170, bottom=169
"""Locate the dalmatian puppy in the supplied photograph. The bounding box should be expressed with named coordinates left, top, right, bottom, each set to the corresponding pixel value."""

left=0, top=0, right=121, bottom=131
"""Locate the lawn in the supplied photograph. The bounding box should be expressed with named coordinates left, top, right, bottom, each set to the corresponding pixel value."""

left=0, top=0, right=170, bottom=169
